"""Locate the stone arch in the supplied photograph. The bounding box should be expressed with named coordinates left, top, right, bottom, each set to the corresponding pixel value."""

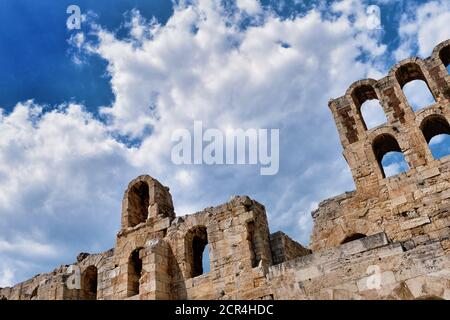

left=346, top=79, right=387, bottom=130
left=420, top=114, right=450, bottom=143
left=126, top=181, right=149, bottom=228
left=81, top=265, right=98, bottom=300
left=127, top=248, right=143, bottom=297
left=326, top=219, right=381, bottom=248
left=185, top=225, right=210, bottom=278
left=432, top=39, right=450, bottom=68
left=414, top=105, right=447, bottom=125
left=391, top=59, right=437, bottom=111
left=372, top=133, right=409, bottom=178
left=121, top=175, right=175, bottom=229
left=346, top=79, right=379, bottom=98
left=419, top=113, right=450, bottom=159
left=439, top=46, right=450, bottom=69
left=391, top=58, right=431, bottom=89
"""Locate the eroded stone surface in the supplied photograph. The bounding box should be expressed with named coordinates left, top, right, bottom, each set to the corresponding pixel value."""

left=1, top=40, right=450, bottom=300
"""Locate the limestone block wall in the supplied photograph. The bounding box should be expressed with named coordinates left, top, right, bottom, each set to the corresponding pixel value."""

left=121, top=175, right=175, bottom=230
left=0, top=188, right=273, bottom=300
left=1, top=179, right=449, bottom=300
left=312, top=39, right=450, bottom=251
left=266, top=233, right=450, bottom=300
left=270, top=231, right=311, bottom=265
left=163, top=195, right=273, bottom=300
left=0, top=248, right=115, bottom=300
left=1, top=40, right=450, bottom=301
left=310, top=158, right=450, bottom=251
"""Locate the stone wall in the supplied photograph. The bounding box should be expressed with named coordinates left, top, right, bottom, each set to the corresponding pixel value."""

left=312, top=39, right=450, bottom=252
left=267, top=233, right=449, bottom=299
left=1, top=40, right=450, bottom=300
left=270, top=231, right=311, bottom=265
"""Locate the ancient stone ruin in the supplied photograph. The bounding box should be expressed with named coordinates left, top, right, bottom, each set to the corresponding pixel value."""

left=1, top=40, right=450, bottom=300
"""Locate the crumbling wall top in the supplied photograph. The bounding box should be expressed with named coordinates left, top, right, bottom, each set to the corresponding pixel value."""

left=121, top=175, right=175, bottom=230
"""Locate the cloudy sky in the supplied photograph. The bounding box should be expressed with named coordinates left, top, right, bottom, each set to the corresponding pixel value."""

left=1, top=0, right=450, bottom=286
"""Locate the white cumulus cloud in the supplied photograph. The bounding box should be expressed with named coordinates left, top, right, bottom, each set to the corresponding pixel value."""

left=1, top=0, right=446, bottom=286
left=395, top=0, right=450, bottom=59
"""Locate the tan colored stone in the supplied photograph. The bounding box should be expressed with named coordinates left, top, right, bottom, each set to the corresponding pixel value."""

left=400, top=216, right=431, bottom=231
left=2, top=40, right=450, bottom=300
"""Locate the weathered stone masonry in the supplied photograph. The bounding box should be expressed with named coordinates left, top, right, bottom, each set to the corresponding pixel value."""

left=1, top=40, right=450, bottom=300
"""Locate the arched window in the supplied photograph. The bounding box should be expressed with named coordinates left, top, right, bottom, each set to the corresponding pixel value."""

left=373, top=134, right=409, bottom=178
left=81, top=266, right=98, bottom=300
left=185, top=226, right=209, bottom=278
left=360, top=100, right=387, bottom=130
left=127, top=181, right=149, bottom=227
left=351, top=84, right=387, bottom=130
left=341, top=233, right=366, bottom=244
left=395, top=63, right=436, bottom=111
left=403, top=80, right=436, bottom=111
left=128, top=248, right=143, bottom=297
left=439, top=44, right=450, bottom=74
left=420, top=115, right=450, bottom=159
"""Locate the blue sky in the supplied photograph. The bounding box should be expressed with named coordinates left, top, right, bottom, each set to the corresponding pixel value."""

left=0, top=1, right=175, bottom=112
left=0, top=0, right=450, bottom=286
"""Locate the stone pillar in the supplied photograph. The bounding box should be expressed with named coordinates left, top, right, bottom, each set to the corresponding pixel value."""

left=139, top=239, right=173, bottom=300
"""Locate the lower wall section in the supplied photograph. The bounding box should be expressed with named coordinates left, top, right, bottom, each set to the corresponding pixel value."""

left=266, top=233, right=450, bottom=300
